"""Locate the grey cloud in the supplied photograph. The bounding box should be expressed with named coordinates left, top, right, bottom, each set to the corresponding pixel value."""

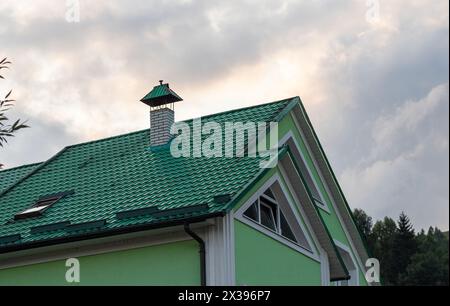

left=339, top=83, right=449, bottom=230
left=0, top=111, right=81, bottom=168
left=3, top=0, right=358, bottom=85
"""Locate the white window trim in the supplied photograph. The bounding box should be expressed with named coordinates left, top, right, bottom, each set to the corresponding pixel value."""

left=278, top=131, right=331, bottom=214
left=259, top=200, right=277, bottom=231
left=19, top=205, right=49, bottom=215
left=234, top=174, right=320, bottom=262
left=333, top=239, right=360, bottom=286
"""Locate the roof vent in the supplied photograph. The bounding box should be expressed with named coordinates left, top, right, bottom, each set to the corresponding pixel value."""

left=140, top=81, right=183, bottom=147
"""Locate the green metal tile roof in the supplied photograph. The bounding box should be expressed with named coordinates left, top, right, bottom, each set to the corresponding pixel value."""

left=0, top=98, right=296, bottom=250
left=0, top=163, right=42, bottom=193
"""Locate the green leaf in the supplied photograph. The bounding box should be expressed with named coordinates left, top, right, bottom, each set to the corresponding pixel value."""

left=5, top=90, right=12, bottom=99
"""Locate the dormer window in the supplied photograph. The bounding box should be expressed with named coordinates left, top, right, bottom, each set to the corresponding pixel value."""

left=280, top=134, right=330, bottom=212
left=243, top=187, right=299, bottom=244
left=14, top=191, right=73, bottom=220
left=237, top=177, right=318, bottom=258
left=260, top=198, right=277, bottom=231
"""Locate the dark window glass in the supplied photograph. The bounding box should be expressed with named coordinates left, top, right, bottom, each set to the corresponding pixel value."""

left=34, top=197, right=59, bottom=207
left=296, top=153, right=322, bottom=201
left=280, top=212, right=297, bottom=242
left=260, top=200, right=277, bottom=231
left=263, top=188, right=276, bottom=200
left=243, top=201, right=258, bottom=221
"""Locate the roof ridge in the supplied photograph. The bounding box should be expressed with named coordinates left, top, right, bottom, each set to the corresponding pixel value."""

left=0, top=162, right=42, bottom=173
left=182, top=96, right=298, bottom=122
left=0, top=96, right=297, bottom=189
left=64, top=97, right=298, bottom=149
left=66, top=129, right=148, bottom=149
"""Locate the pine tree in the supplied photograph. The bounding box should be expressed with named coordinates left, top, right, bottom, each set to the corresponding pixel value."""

left=391, top=212, right=417, bottom=285
left=400, top=227, right=449, bottom=285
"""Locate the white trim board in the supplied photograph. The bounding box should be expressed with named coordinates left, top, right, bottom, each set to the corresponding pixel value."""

left=334, top=239, right=360, bottom=286
left=278, top=131, right=331, bottom=214
left=202, top=213, right=236, bottom=285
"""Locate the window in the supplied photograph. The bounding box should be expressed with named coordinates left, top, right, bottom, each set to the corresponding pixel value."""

left=14, top=191, right=73, bottom=220
left=263, top=188, right=275, bottom=200
left=280, top=212, right=296, bottom=242
left=284, top=136, right=327, bottom=209
left=333, top=243, right=359, bottom=286
left=296, top=153, right=323, bottom=204
left=243, top=187, right=298, bottom=244
left=260, top=198, right=277, bottom=231
left=243, top=200, right=258, bottom=220
left=237, top=178, right=316, bottom=256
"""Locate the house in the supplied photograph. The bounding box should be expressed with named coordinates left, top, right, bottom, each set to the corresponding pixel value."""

left=0, top=82, right=371, bottom=285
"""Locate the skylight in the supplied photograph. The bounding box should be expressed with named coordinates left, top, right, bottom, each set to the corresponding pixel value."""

left=14, top=191, right=73, bottom=220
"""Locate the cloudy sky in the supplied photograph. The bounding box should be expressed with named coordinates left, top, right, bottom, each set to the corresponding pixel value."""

left=0, top=0, right=448, bottom=230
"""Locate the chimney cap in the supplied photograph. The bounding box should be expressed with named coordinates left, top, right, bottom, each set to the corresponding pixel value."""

left=140, top=81, right=183, bottom=107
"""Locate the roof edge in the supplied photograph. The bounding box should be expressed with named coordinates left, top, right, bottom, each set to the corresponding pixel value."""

left=222, top=146, right=290, bottom=213
left=0, top=212, right=225, bottom=254
left=0, top=162, right=42, bottom=173
left=0, top=148, right=69, bottom=200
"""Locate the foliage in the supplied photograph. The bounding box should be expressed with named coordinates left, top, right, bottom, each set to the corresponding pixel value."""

left=0, top=57, right=29, bottom=168
left=399, top=227, right=449, bottom=286
left=353, top=209, right=449, bottom=286
left=390, top=212, right=417, bottom=284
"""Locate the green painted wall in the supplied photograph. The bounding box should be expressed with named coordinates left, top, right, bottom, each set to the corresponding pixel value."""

left=0, top=240, right=200, bottom=285
left=235, top=221, right=322, bottom=285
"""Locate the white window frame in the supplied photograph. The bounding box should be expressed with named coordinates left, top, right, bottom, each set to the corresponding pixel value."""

left=14, top=196, right=62, bottom=219
left=278, top=131, right=331, bottom=213
left=333, top=239, right=360, bottom=286
left=18, top=205, right=49, bottom=215
left=258, top=199, right=277, bottom=231
left=235, top=174, right=320, bottom=262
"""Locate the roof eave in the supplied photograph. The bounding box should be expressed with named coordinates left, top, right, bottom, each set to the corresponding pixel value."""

left=0, top=211, right=225, bottom=254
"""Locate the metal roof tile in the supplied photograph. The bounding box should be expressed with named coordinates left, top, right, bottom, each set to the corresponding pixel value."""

left=0, top=98, right=295, bottom=249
